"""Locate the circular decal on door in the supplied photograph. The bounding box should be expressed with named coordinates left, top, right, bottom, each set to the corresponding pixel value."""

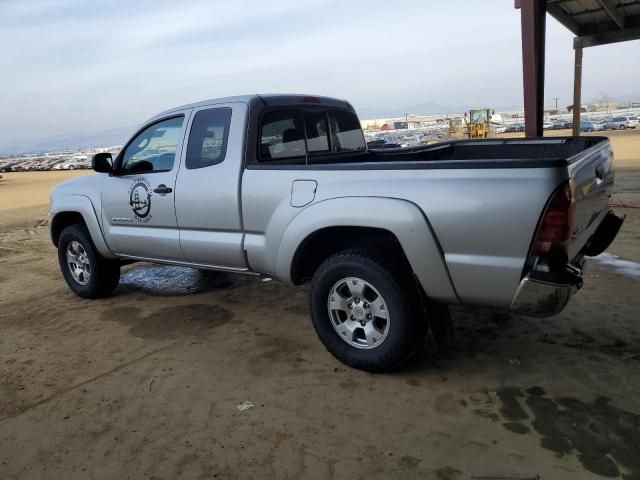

left=128, top=177, right=152, bottom=223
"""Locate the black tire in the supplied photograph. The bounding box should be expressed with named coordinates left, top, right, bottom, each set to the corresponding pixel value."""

left=619, top=125, right=625, bottom=130
left=309, top=249, right=426, bottom=372
left=57, top=224, right=120, bottom=298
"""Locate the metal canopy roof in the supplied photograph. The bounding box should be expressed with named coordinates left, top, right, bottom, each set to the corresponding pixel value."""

left=547, top=0, right=640, bottom=47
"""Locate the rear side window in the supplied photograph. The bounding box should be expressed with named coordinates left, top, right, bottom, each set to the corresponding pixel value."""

left=329, top=110, right=366, bottom=152
left=259, top=110, right=306, bottom=161
left=185, top=108, right=231, bottom=169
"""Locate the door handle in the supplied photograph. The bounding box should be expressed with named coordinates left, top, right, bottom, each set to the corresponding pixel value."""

left=153, top=184, right=173, bottom=194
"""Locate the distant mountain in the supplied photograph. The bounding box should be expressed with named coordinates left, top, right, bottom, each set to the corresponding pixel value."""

left=616, top=92, right=640, bottom=101
left=3, top=91, right=638, bottom=154
left=0, top=125, right=137, bottom=155
left=354, top=100, right=469, bottom=120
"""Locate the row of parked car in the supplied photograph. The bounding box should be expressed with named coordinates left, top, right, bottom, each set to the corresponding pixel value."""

left=547, top=116, right=639, bottom=132
left=0, top=156, right=91, bottom=172
left=496, top=115, right=639, bottom=134
left=580, top=116, right=639, bottom=132
left=543, top=119, right=574, bottom=130
left=496, top=123, right=525, bottom=133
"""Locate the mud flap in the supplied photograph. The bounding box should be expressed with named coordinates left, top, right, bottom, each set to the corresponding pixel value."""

left=582, top=210, right=625, bottom=257
left=414, top=278, right=454, bottom=352
left=428, top=302, right=454, bottom=353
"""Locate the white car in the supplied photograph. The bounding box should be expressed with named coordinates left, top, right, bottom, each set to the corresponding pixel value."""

left=53, top=161, right=79, bottom=170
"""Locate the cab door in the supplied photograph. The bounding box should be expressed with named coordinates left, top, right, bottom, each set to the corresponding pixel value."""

left=174, top=103, right=247, bottom=269
left=101, top=112, right=191, bottom=261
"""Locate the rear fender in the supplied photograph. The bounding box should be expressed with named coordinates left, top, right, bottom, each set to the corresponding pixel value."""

left=275, top=197, right=459, bottom=303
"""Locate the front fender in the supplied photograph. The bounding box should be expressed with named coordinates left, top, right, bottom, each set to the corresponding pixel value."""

left=275, top=196, right=459, bottom=303
left=49, top=194, right=116, bottom=259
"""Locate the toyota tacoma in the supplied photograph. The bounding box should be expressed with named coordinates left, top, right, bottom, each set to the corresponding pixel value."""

left=49, top=94, right=624, bottom=371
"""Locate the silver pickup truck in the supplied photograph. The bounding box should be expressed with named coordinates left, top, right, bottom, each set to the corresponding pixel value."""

left=50, top=94, right=623, bottom=371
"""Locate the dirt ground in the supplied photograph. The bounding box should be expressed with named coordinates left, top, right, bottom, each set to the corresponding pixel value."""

left=1, top=131, right=639, bottom=480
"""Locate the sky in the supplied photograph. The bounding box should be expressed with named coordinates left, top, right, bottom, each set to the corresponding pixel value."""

left=1, top=0, right=639, bottom=143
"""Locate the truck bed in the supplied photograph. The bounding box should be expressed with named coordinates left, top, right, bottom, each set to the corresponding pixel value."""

left=302, top=137, right=608, bottom=169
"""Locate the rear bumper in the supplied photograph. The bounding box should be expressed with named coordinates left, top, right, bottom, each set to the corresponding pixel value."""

left=509, top=265, right=583, bottom=317
left=510, top=210, right=625, bottom=317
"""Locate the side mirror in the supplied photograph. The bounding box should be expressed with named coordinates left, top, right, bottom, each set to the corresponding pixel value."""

left=92, top=152, right=113, bottom=173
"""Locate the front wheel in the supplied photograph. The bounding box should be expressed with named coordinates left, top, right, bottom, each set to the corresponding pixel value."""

left=57, top=224, right=120, bottom=298
left=309, top=250, right=426, bottom=372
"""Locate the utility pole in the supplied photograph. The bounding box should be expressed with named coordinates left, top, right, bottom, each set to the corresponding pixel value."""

left=404, top=113, right=409, bottom=129
left=553, top=97, right=559, bottom=111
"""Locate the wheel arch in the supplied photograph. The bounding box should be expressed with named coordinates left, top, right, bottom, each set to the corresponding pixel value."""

left=290, top=226, right=410, bottom=284
left=277, top=196, right=459, bottom=303
left=50, top=195, right=116, bottom=259
left=50, top=211, right=85, bottom=245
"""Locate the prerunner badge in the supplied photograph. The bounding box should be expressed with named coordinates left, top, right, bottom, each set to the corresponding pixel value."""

left=128, top=177, right=152, bottom=223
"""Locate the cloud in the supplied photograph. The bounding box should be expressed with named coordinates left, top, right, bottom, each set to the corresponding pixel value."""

left=0, top=0, right=638, bottom=143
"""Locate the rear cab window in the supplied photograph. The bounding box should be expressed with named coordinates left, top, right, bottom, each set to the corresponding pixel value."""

left=259, top=110, right=306, bottom=162
left=304, top=111, right=330, bottom=154
left=257, top=107, right=364, bottom=165
left=329, top=110, right=366, bottom=152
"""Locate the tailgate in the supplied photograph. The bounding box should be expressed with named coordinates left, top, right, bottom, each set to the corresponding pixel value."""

left=566, top=140, right=615, bottom=260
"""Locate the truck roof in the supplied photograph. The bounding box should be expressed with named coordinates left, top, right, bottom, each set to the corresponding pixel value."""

left=151, top=94, right=353, bottom=122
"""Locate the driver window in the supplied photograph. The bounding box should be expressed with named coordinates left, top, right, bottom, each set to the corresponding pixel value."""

left=121, top=116, right=184, bottom=173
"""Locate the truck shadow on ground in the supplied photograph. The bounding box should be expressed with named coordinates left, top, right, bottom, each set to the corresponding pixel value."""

left=114, top=264, right=640, bottom=363
left=416, top=305, right=640, bottom=366
left=97, top=264, right=640, bottom=478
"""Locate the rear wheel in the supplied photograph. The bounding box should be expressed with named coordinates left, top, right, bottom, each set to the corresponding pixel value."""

left=309, top=249, right=426, bottom=372
left=619, top=125, right=626, bottom=130
left=57, top=224, right=120, bottom=298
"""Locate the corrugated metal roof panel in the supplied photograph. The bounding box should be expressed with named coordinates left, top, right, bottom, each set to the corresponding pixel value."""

left=548, top=0, right=640, bottom=33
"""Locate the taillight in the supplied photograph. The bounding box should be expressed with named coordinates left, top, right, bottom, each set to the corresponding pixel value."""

left=531, top=180, right=575, bottom=261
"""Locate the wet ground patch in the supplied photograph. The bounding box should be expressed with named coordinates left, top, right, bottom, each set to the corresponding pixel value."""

left=495, top=386, right=640, bottom=478
left=538, top=327, right=640, bottom=361
left=101, top=304, right=234, bottom=340
left=119, top=264, right=252, bottom=296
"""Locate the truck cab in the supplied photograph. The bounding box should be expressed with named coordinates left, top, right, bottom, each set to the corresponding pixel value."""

left=52, top=95, right=364, bottom=271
